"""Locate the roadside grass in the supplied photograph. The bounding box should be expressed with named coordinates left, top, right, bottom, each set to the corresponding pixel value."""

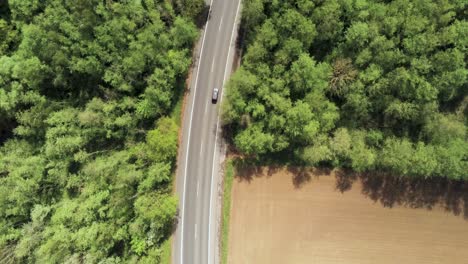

left=170, top=93, right=183, bottom=127
left=170, top=78, right=186, bottom=127
left=160, top=238, right=171, bottom=264
left=221, top=158, right=235, bottom=264
left=166, top=76, right=186, bottom=262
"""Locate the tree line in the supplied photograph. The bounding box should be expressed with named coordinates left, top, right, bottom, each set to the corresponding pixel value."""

left=223, top=0, right=467, bottom=179
left=0, top=0, right=204, bottom=263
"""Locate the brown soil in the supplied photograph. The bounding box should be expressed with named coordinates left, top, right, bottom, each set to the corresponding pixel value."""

left=227, top=167, right=468, bottom=264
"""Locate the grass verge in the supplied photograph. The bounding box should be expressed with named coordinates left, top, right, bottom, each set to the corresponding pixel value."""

left=170, top=95, right=183, bottom=127
left=167, top=78, right=184, bottom=263
left=160, top=238, right=171, bottom=264
left=221, top=158, right=235, bottom=264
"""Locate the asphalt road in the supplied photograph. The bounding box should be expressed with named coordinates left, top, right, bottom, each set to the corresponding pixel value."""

left=174, top=0, right=241, bottom=264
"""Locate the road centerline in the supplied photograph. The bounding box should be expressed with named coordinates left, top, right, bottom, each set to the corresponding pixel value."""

left=218, top=16, right=224, bottom=32
left=211, top=56, right=216, bottom=73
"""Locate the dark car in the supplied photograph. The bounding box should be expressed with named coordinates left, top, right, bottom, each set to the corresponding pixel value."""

left=212, top=88, right=219, bottom=103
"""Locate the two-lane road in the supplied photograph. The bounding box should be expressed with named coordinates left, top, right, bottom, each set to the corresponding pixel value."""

left=174, top=0, right=241, bottom=263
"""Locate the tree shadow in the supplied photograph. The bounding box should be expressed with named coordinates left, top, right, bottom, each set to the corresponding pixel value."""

left=233, top=158, right=263, bottom=183
left=287, top=166, right=333, bottom=189
left=335, top=169, right=358, bottom=193
left=194, top=4, right=211, bottom=29
left=0, top=118, right=16, bottom=145
left=231, top=162, right=468, bottom=219
left=234, top=162, right=332, bottom=189
left=171, top=207, right=181, bottom=236
left=234, top=162, right=306, bottom=187
left=289, top=167, right=311, bottom=189
left=336, top=171, right=468, bottom=219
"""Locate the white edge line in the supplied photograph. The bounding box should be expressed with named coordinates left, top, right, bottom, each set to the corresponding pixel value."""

left=180, top=0, right=214, bottom=263
left=208, top=0, right=241, bottom=264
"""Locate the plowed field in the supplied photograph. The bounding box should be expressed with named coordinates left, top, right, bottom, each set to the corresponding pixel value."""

left=227, top=167, right=468, bottom=264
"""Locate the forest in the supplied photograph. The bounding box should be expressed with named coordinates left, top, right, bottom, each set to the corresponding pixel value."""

left=223, top=0, right=467, bottom=179
left=0, top=0, right=204, bottom=263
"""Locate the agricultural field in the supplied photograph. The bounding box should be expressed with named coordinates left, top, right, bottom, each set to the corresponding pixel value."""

left=227, top=167, right=468, bottom=264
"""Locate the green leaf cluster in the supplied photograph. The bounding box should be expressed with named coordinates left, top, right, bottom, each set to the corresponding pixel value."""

left=0, top=0, right=202, bottom=262
left=224, top=0, right=467, bottom=178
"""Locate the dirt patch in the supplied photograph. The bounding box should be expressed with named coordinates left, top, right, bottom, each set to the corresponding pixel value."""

left=228, top=167, right=468, bottom=264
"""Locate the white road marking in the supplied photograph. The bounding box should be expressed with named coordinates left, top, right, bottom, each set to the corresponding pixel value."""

left=195, top=224, right=198, bottom=239
left=205, top=102, right=210, bottom=115
left=211, top=57, right=215, bottom=73
left=200, top=144, right=204, bottom=157
left=180, top=0, right=214, bottom=263
left=207, top=1, right=242, bottom=264
left=218, top=16, right=224, bottom=32
left=197, top=180, right=200, bottom=197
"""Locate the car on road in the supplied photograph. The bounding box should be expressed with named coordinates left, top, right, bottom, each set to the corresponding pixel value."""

left=212, top=88, right=219, bottom=103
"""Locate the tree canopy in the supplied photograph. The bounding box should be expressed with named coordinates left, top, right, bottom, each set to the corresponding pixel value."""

left=224, top=0, right=467, bottom=179
left=0, top=0, right=204, bottom=262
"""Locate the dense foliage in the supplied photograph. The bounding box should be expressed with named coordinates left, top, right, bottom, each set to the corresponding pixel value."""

left=0, top=0, right=204, bottom=262
left=224, top=0, right=467, bottom=179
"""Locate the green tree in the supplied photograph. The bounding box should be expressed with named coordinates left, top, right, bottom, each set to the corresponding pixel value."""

left=349, top=131, right=376, bottom=172
left=379, top=138, right=414, bottom=176
left=223, top=0, right=467, bottom=180
left=290, top=54, right=331, bottom=95
left=0, top=0, right=203, bottom=262
left=147, top=117, right=179, bottom=164
left=234, top=125, right=274, bottom=155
